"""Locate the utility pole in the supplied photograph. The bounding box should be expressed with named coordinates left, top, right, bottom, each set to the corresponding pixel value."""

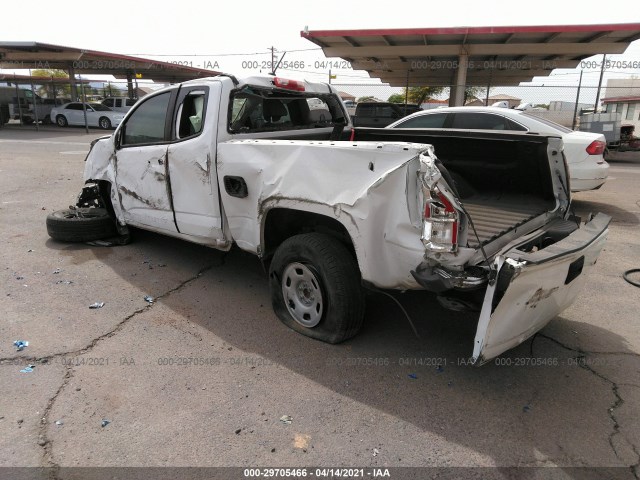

left=269, top=46, right=276, bottom=75
left=572, top=70, right=584, bottom=130
left=594, top=54, right=606, bottom=112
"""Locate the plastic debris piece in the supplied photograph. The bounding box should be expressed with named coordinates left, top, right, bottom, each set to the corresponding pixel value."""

left=279, top=415, right=292, bottom=425
left=20, top=365, right=35, bottom=373
left=14, top=340, right=29, bottom=351
left=408, top=373, right=418, bottom=379
left=436, top=365, right=444, bottom=373
left=373, top=448, right=379, bottom=457
left=55, top=420, right=63, bottom=426
left=101, top=419, right=110, bottom=427
left=89, top=302, right=105, bottom=309
left=27, top=249, right=33, bottom=253
left=523, top=405, right=531, bottom=413
left=52, top=268, right=62, bottom=274
left=144, top=295, right=154, bottom=304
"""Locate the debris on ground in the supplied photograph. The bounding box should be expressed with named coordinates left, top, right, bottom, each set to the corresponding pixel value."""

left=279, top=415, right=292, bottom=424
left=408, top=373, right=418, bottom=379
left=144, top=295, right=154, bottom=304
left=15, top=276, right=24, bottom=280
left=55, top=420, right=64, bottom=426
left=13, top=340, right=29, bottom=351
left=436, top=365, right=445, bottom=373
left=523, top=405, right=531, bottom=413
left=55, top=280, right=73, bottom=285
left=373, top=448, right=380, bottom=457
left=101, top=419, right=110, bottom=427
left=27, top=249, right=33, bottom=253
left=235, top=428, right=242, bottom=434
left=52, top=268, right=62, bottom=274
left=20, top=365, right=35, bottom=373
left=89, top=302, right=105, bottom=309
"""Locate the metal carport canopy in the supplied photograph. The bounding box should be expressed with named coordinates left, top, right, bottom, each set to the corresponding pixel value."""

left=301, top=23, right=640, bottom=104
left=0, top=41, right=223, bottom=89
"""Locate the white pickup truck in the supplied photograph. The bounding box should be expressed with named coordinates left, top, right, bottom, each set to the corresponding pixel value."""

left=47, top=74, right=610, bottom=364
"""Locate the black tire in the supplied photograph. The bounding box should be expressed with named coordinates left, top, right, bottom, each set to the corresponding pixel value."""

left=99, top=117, right=112, bottom=129
left=46, top=208, right=117, bottom=242
left=56, top=115, right=68, bottom=127
left=269, top=233, right=364, bottom=343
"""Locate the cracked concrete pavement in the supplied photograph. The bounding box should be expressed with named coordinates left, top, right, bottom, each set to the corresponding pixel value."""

left=1, top=126, right=639, bottom=478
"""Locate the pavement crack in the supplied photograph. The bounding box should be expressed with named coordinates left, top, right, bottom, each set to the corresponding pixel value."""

left=539, top=333, right=640, bottom=477
left=0, top=260, right=223, bottom=366
left=39, top=366, right=73, bottom=479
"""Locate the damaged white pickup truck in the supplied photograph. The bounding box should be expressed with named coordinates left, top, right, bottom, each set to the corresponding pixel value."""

left=47, top=74, right=611, bottom=364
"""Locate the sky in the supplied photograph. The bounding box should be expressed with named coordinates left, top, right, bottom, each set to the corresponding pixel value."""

left=2, top=0, right=640, bottom=99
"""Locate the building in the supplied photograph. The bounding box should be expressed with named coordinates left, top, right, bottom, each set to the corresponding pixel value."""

left=602, top=78, right=640, bottom=132
left=465, top=94, right=522, bottom=108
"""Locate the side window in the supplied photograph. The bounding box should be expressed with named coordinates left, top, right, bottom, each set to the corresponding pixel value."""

left=67, top=103, right=82, bottom=111
left=126, top=98, right=136, bottom=107
left=122, top=92, right=171, bottom=146
left=395, top=113, right=448, bottom=128
left=358, top=105, right=375, bottom=118
left=175, top=90, right=206, bottom=139
left=103, top=99, right=114, bottom=107
left=451, top=113, right=510, bottom=130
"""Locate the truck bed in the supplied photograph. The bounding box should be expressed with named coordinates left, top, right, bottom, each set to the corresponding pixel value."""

left=462, top=194, right=550, bottom=247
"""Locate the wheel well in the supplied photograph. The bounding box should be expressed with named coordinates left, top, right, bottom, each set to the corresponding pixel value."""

left=262, top=208, right=356, bottom=261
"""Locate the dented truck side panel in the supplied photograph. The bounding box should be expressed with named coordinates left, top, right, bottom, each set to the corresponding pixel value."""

left=217, top=140, right=431, bottom=289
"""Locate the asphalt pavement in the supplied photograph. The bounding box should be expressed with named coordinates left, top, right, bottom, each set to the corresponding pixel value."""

left=1, top=125, right=639, bottom=479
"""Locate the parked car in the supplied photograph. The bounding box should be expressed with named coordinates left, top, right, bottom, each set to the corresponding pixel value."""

left=353, top=102, right=422, bottom=127
left=387, top=106, right=609, bottom=192
left=51, top=102, right=125, bottom=129
left=101, top=97, right=137, bottom=113
left=45, top=75, right=609, bottom=365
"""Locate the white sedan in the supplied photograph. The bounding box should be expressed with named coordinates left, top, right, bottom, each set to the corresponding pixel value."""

left=51, top=102, right=125, bottom=130
left=387, top=106, right=609, bottom=192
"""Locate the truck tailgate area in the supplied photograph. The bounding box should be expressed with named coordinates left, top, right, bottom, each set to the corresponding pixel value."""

left=462, top=194, right=551, bottom=247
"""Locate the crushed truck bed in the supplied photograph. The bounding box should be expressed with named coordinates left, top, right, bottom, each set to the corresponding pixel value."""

left=463, top=194, right=550, bottom=247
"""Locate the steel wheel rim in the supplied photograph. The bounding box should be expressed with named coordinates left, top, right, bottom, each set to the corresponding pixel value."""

left=281, top=262, right=323, bottom=328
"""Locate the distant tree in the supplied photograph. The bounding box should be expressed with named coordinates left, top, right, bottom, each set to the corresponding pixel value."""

left=387, top=93, right=405, bottom=103
left=405, top=86, right=446, bottom=105
left=463, top=86, right=485, bottom=104
left=32, top=69, right=70, bottom=98
left=357, top=96, right=376, bottom=103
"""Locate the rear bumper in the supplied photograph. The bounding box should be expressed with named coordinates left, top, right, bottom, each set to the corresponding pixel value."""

left=472, top=212, right=611, bottom=364
left=570, top=161, right=609, bottom=192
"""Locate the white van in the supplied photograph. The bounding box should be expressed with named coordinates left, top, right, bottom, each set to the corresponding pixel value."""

left=101, top=97, right=137, bottom=113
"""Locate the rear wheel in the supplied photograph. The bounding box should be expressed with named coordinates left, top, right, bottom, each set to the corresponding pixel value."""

left=269, top=233, right=364, bottom=343
left=46, top=208, right=117, bottom=242
left=99, top=117, right=112, bottom=129
left=56, top=115, right=68, bottom=127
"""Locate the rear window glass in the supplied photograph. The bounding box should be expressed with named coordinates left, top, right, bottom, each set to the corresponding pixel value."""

left=521, top=112, right=573, bottom=133
left=229, top=87, right=346, bottom=133
left=395, top=112, right=448, bottom=128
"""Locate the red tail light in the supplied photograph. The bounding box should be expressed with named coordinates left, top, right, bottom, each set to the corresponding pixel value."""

left=273, top=77, right=305, bottom=91
left=586, top=140, right=605, bottom=156
left=422, top=190, right=458, bottom=251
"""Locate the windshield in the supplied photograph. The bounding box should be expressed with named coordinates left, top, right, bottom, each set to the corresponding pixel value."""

left=521, top=112, right=573, bottom=133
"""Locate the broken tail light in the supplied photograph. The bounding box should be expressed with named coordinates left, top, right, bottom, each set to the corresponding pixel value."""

left=422, top=188, right=459, bottom=253
left=586, top=140, right=606, bottom=156
left=273, top=77, right=305, bottom=92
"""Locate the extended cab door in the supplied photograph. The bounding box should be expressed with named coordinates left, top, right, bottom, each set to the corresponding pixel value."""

left=113, top=89, right=178, bottom=232
left=472, top=213, right=611, bottom=364
left=165, top=83, right=226, bottom=241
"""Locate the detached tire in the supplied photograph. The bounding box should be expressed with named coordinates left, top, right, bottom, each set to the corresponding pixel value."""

left=269, top=233, right=364, bottom=343
left=46, top=208, right=117, bottom=242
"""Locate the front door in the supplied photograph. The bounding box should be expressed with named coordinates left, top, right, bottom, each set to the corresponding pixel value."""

left=114, top=89, right=177, bottom=232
